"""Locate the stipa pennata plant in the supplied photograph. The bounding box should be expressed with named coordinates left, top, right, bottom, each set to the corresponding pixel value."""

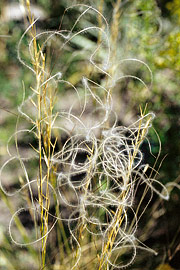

left=0, top=2, right=170, bottom=270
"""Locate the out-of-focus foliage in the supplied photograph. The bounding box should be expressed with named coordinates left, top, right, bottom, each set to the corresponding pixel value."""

left=156, top=263, right=175, bottom=270
left=158, top=0, right=180, bottom=71
left=0, top=0, right=180, bottom=270
left=166, top=0, right=180, bottom=22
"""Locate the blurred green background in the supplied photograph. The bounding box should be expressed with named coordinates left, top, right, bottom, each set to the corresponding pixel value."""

left=0, top=0, right=179, bottom=269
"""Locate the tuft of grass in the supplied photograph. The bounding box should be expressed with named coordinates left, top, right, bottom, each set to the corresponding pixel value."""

left=0, top=1, right=176, bottom=270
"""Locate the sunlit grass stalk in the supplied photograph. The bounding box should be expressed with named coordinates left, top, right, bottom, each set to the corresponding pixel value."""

left=108, top=0, right=121, bottom=81
left=26, top=0, right=52, bottom=267
left=98, top=0, right=104, bottom=45
left=98, top=107, right=153, bottom=270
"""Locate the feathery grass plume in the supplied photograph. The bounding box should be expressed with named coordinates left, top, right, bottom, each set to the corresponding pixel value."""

left=0, top=1, right=170, bottom=270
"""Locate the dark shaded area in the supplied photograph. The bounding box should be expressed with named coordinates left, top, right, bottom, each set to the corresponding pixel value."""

left=156, top=0, right=171, bottom=16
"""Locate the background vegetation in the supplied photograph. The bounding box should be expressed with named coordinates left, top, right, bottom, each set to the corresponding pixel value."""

left=0, top=0, right=179, bottom=269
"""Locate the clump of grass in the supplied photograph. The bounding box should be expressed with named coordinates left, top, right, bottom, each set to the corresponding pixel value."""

left=0, top=1, right=171, bottom=270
